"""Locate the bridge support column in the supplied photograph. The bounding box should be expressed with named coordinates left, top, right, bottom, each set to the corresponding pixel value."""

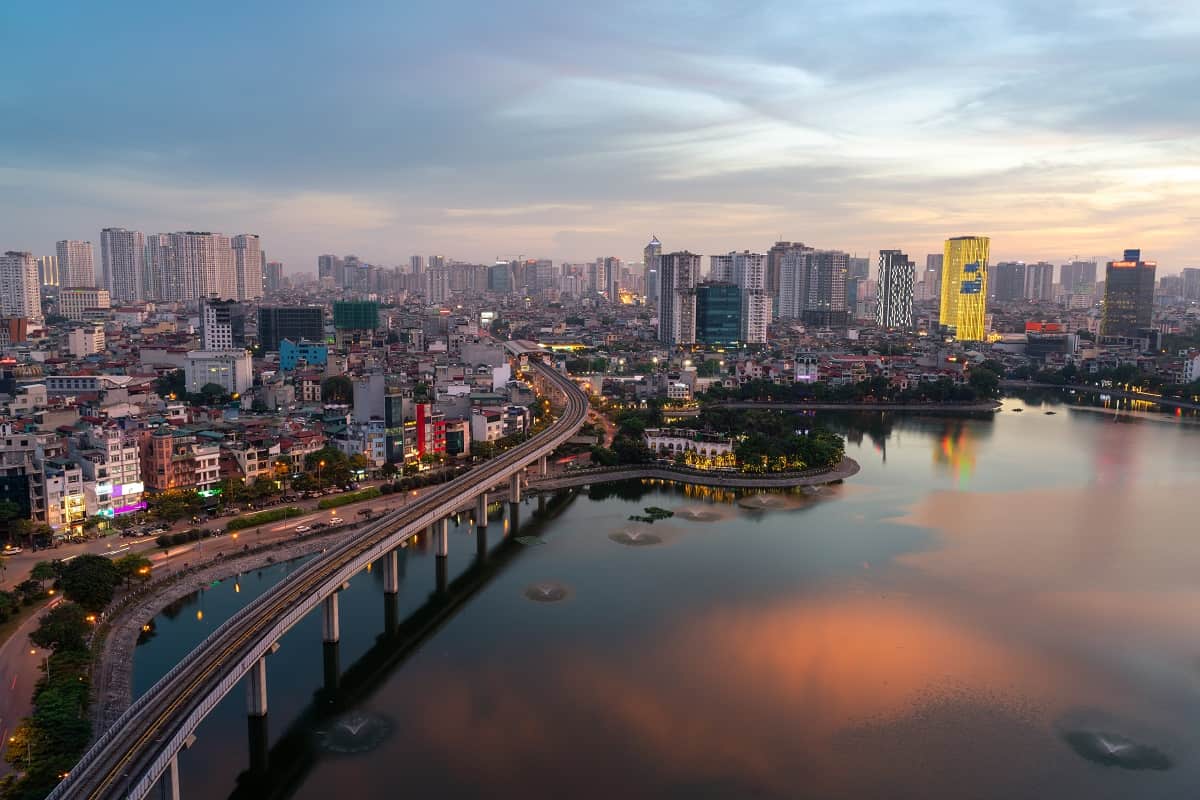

left=247, top=713, right=269, bottom=777
left=163, top=753, right=181, bottom=800
left=323, top=640, right=340, bottom=694
left=475, top=493, right=489, bottom=529
left=382, top=550, right=400, bottom=594
left=537, top=455, right=548, bottom=476
left=435, top=518, right=449, bottom=593
left=246, top=657, right=268, bottom=717
left=322, top=593, right=340, bottom=643
left=383, top=589, right=399, bottom=637
left=537, top=494, right=546, bottom=514
left=509, top=472, right=522, bottom=504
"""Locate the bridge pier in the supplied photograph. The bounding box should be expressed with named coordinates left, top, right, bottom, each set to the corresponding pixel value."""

left=383, top=590, right=399, bottom=637
left=382, top=550, right=400, bottom=594
left=322, top=593, right=340, bottom=643
left=475, top=493, right=489, bottom=529
left=163, top=754, right=181, bottom=800
left=247, top=714, right=269, bottom=778
left=246, top=657, right=268, bottom=717
left=435, top=518, right=449, bottom=594
left=323, top=640, right=340, bottom=694
left=509, top=472, right=522, bottom=504
left=537, top=455, right=548, bottom=476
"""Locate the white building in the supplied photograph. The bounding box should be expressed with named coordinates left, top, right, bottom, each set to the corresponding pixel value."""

left=100, top=227, right=145, bottom=303
left=59, top=287, right=112, bottom=320
left=72, top=422, right=144, bottom=518
left=427, top=268, right=450, bottom=303
left=709, top=253, right=734, bottom=283
left=232, top=234, right=264, bottom=300
left=67, top=326, right=105, bottom=357
left=658, top=251, right=699, bottom=346
left=1185, top=352, right=1200, bottom=384
left=45, top=374, right=133, bottom=395
left=470, top=407, right=505, bottom=443
left=644, top=428, right=734, bottom=458
left=778, top=246, right=812, bottom=320
left=147, top=232, right=236, bottom=302
left=56, top=239, right=95, bottom=288
left=876, top=250, right=916, bottom=329
left=184, top=350, right=254, bottom=395
left=733, top=251, right=770, bottom=344
left=0, top=251, right=43, bottom=322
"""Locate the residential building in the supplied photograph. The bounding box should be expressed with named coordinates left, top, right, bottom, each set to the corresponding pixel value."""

left=184, top=350, right=254, bottom=395
left=100, top=227, right=145, bottom=302
left=939, top=236, right=990, bottom=341
left=200, top=299, right=247, bottom=350
left=67, top=325, right=105, bottom=357
left=71, top=421, right=144, bottom=518
left=318, top=255, right=342, bottom=282
left=922, top=254, right=943, bottom=302
left=991, top=261, right=1026, bottom=302
left=1024, top=261, right=1054, bottom=301
left=1101, top=248, right=1156, bottom=337
left=1060, top=260, right=1098, bottom=293
left=258, top=306, right=324, bottom=351
left=56, top=239, right=95, bottom=288
left=410, top=255, right=425, bottom=275
left=59, top=287, right=111, bottom=320
left=231, top=234, right=264, bottom=300
left=658, top=251, right=700, bottom=346
left=279, top=338, right=328, bottom=370
left=146, top=231, right=236, bottom=301
left=1182, top=267, right=1200, bottom=301
left=876, top=250, right=915, bottom=329
left=733, top=250, right=770, bottom=343
left=263, top=261, right=284, bottom=293
left=141, top=428, right=221, bottom=492
left=0, top=251, right=42, bottom=322
left=777, top=244, right=813, bottom=320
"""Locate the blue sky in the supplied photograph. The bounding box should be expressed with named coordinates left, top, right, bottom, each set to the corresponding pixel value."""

left=2, top=0, right=1198, bottom=272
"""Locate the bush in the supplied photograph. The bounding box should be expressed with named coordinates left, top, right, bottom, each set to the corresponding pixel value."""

left=379, top=483, right=394, bottom=495
left=317, top=487, right=381, bottom=510
left=227, top=507, right=303, bottom=531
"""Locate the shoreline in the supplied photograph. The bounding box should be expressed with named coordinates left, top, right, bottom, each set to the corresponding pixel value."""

left=711, top=401, right=1001, bottom=412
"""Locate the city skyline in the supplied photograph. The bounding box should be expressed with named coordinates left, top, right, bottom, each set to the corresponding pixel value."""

left=3, top=2, right=1199, bottom=272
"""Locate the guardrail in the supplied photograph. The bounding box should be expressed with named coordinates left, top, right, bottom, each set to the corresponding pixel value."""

left=53, top=352, right=587, bottom=800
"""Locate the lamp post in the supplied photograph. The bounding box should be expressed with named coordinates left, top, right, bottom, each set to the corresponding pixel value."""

left=318, top=459, right=325, bottom=487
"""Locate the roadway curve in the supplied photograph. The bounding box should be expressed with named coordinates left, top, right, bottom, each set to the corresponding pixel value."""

left=53, top=347, right=588, bottom=800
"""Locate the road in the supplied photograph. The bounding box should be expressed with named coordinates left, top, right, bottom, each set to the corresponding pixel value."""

left=53, top=350, right=588, bottom=800
left=0, top=595, right=61, bottom=774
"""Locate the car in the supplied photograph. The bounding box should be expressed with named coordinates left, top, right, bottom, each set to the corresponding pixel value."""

left=2, top=546, right=22, bottom=555
left=329, top=517, right=344, bottom=525
left=295, top=525, right=312, bottom=533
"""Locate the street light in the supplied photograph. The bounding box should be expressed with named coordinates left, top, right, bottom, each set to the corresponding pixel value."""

left=318, top=460, right=325, bottom=486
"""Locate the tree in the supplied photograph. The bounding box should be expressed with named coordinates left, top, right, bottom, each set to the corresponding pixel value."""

left=321, top=375, right=353, bottom=405
left=154, top=369, right=186, bottom=400
left=30, top=603, right=91, bottom=652
left=199, top=382, right=230, bottom=405
left=381, top=462, right=399, bottom=479
left=113, top=554, right=153, bottom=586
left=29, top=561, right=56, bottom=590
left=58, top=555, right=122, bottom=612
left=968, top=366, right=1001, bottom=397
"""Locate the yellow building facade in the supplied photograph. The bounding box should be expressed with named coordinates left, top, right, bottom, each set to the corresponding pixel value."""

left=938, top=236, right=990, bottom=341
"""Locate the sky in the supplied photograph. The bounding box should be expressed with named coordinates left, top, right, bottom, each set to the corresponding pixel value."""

left=2, top=0, right=1199, bottom=274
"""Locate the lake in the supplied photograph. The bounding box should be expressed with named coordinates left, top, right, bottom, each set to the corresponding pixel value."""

left=132, top=395, right=1200, bottom=799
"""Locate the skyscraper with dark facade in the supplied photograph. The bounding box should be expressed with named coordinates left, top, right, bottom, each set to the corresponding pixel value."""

left=876, top=250, right=915, bottom=329
left=696, top=283, right=742, bottom=346
left=657, top=251, right=699, bottom=346
left=1101, top=249, right=1156, bottom=337
left=991, top=261, right=1026, bottom=301
left=258, top=306, right=325, bottom=351
left=644, top=236, right=661, bottom=308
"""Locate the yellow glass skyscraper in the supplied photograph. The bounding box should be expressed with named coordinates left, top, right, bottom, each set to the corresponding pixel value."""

left=938, top=236, right=990, bottom=341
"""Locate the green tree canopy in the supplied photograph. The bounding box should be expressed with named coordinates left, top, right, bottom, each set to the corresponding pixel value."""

left=321, top=375, right=354, bottom=404
left=30, top=602, right=91, bottom=652
left=58, top=555, right=122, bottom=612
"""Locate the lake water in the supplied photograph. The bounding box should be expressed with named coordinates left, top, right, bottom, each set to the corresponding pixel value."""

left=132, top=395, right=1200, bottom=799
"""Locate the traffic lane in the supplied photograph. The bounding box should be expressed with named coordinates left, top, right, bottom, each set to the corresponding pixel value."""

left=0, top=596, right=62, bottom=776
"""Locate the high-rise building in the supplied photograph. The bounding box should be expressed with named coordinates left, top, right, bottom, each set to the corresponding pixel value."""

left=876, top=250, right=915, bottom=329
left=991, top=261, right=1026, bottom=301
left=428, top=255, right=446, bottom=272
left=100, top=227, right=145, bottom=303
left=333, top=301, right=379, bottom=331
left=36, top=255, right=59, bottom=288
left=0, top=252, right=42, bottom=322
left=924, top=254, right=943, bottom=301
left=56, top=240, right=95, bottom=288
left=800, top=249, right=849, bottom=327
left=427, top=267, right=450, bottom=303
left=709, top=253, right=735, bottom=283
left=644, top=236, right=661, bottom=307
left=601, top=256, right=622, bottom=301
left=410, top=255, right=425, bottom=275
left=231, top=234, right=264, bottom=300
left=845, top=256, right=870, bottom=316
left=1183, top=267, right=1200, bottom=301
left=146, top=232, right=236, bottom=301
left=487, top=262, right=513, bottom=294
left=258, top=306, right=325, bottom=351
left=318, top=255, right=342, bottom=283
left=200, top=299, right=247, bottom=350
left=732, top=251, right=770, bottom=343
left=1060, top=260, right=1098, bottom=293
left=1101, top=249, right=1156, bottom=337
left=1024, top=261, right=1054, bottom=301
left=658, top=251, right=699, bottom=346
left=938, top=236, right=990, bottom=341
left=775, top=244, right=811, bottom=320
left=766, top=241, right=799, bottom=301
left=696, top=283, right=742, bottom=346
left=263, top=261, right=284, bottom=294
